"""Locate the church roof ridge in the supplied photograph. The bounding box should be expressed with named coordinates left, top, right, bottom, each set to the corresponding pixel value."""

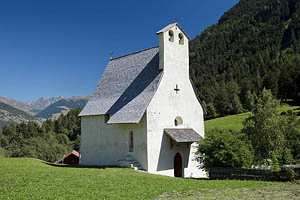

left=156, top=22, right=190, bottom=40
left=111, top=46, right=159, bottom=61
left=79, top=46, right=162, bottom=124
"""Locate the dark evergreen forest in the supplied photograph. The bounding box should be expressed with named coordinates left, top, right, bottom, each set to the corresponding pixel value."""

left=190, top=0, right=300, bottom=118
left=0, top=109, right=81, bottom=162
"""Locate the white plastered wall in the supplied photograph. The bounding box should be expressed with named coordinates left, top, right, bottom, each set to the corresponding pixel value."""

left=80, top=114, right=148, bottom=170
left=147, top=24, right=206, bottom=178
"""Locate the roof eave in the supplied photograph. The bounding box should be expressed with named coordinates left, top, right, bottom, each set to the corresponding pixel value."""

left=78, top=113, right=104, bottom=117
left=164, top=128, right=202, bottom=143
left=107, top=121, right=139, bottom=125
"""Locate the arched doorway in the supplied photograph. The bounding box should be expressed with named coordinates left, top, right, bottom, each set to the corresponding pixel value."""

left=174, top=152, right=183, bottom=177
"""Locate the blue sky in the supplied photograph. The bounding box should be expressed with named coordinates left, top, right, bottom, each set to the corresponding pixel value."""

left=0, top=0, right=239, bottom=102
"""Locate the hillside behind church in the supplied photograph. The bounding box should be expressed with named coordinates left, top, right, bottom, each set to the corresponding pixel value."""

left=190, top=0, right=300, bottom=119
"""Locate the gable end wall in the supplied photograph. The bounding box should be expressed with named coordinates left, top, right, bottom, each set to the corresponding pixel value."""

left=80, top=114, right=148, bottom=170
left=146, top=24, right=206, bottom=178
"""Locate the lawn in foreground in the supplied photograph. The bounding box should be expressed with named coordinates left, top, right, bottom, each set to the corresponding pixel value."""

left=0, top=158, right=278, bottom=200
left=156, top=184, right=300, bottom=200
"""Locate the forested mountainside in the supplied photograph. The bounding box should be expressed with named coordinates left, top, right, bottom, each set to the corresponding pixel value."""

left=190, top=0, right=300, bottom=119
left=0, top=97, right=39, bottom=115
left=0, top=102, right=35, bottom=129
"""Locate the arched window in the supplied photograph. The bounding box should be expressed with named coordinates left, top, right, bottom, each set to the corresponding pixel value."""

left=169, top=30, right=174, bottom=42
left=129, top=131, right=133, bottom=152
left=179, top=33, right=184, bottom=45
left=174, top=116, right=183, bottom=126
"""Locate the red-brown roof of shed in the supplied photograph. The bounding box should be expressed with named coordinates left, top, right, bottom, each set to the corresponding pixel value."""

left=55, top=150, right=80, bottom=164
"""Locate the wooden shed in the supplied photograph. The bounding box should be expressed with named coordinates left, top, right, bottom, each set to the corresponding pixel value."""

left=56, top=150, right=80, bottom=165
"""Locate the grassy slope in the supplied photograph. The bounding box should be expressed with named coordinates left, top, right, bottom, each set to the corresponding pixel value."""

left=0, top=102, right=36, bottom=131
left=205, top=105, right=300, bottom=132
left=0, top=97, right=37, bottom=116
left=0, top=102, right=34, bottom=120
left=0, top=158, right=276, bottom=200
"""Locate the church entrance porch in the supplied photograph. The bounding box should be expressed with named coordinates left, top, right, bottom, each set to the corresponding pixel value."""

left=155, top=128, right=203, bottom=177
left=174, top=152, right=183, bottom=177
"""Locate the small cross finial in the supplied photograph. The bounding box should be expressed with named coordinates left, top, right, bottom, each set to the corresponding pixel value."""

left=109, top=52, right=113, bottom=60
left=174, top=18, right=178, bottom=23
left=174, top=84, right=180, bottom=94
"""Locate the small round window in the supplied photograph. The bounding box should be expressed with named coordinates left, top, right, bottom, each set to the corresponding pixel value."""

left=174, top=116, right=183, bottom=126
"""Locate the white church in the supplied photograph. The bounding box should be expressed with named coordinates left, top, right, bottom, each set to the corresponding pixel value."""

left=79, top=22, right=206, bottom=178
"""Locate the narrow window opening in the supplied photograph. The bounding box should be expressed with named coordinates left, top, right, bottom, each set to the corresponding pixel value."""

left=169, top=30, right=174, bottom=42
left=129, top=131, right=134, bottom=152
left=179, top=33, right=184, bottom=45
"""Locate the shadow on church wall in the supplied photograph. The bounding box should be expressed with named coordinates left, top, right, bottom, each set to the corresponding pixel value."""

left=156, top=133, right=190, bottom=172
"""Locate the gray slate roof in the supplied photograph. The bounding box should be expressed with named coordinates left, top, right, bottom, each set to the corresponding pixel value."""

left=79, top=47, right=162, bottom=124
left=164, top=129, right=202, bottom=143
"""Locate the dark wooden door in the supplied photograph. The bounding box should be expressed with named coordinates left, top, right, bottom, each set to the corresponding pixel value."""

left=174, top=152, right=183, bottom=177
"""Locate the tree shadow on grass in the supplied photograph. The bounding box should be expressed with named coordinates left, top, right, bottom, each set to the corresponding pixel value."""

left=42, top=161, right=118, bottom=170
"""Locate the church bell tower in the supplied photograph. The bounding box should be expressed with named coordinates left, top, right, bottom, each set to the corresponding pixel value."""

left=156, top=22, right=190, bottom=79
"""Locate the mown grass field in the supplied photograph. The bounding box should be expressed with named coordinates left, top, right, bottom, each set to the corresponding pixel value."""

left=204, top=104, right=300, bottom=132
left=0, top=158, right=289, bottom=200
left=1, top=105, right=300, bottom=199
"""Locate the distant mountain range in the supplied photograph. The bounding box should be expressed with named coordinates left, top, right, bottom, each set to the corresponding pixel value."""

left=0, top=97, right=39, bottom=116
left=0, top=96, right=88, bottom=130
left=25, top=96, right=64, bottom=111
left=0, top=101, right=36, bottom=128
left=35, top=97, right=88, bottom=119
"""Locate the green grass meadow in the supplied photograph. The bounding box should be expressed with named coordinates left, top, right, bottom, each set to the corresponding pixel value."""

left=1, top=105, right=300, bottom=199
left=205, top=112, right=250, bottom=132
left=0, top=158, right=280, bottom=200
left=204, top=105, right=300, bottom=132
